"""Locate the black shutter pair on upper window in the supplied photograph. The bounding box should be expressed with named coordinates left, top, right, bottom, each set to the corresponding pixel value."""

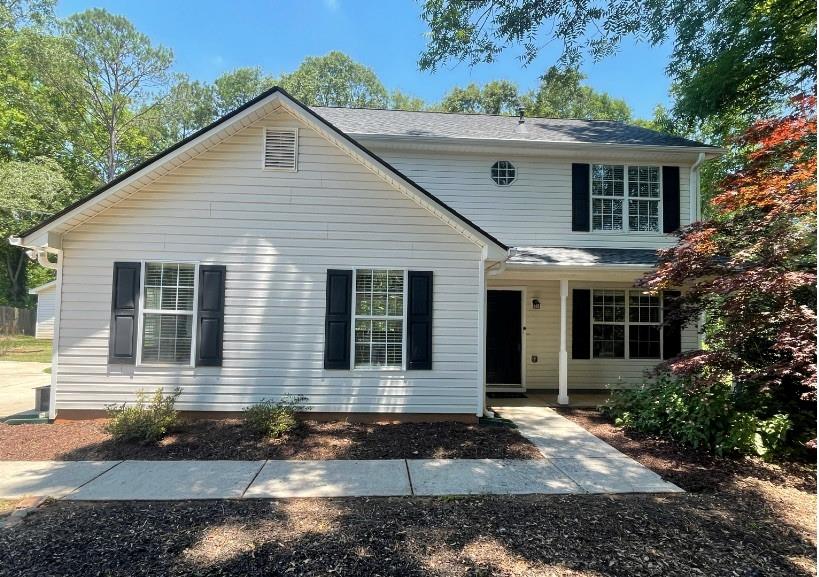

left=571, top=163, right=681, bottom=233
left=108, top=262, right=226, bottom=366
left=323, top=269, right=433, bottom=370
left=570, top=289, right=682, bottom=360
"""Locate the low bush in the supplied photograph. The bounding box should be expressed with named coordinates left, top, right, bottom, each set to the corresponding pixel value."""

left=603, top=376, right=793, bottom=457
left=243, top=395, right=309, bottom=438
left=105, top=387, right=182, bottom=444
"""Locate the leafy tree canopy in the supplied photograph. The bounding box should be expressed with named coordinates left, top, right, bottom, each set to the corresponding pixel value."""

left=277, top=51, right=388, bottom=108
left=641, top=97, right=816, bottom=439
left=419, top=0, right=816, bottom=129
left=0, top=158, right=72, bottom=304
left=437, top=69, right=632, bottom=120
left=213, top=67, right=273, bottom=116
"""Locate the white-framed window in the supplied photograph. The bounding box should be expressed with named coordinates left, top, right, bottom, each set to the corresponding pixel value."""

left=139, top=262, right=198, bottom=365
left=591, top=289, right=662, bottom=359
left=353, top=269, right=405, bottom=369
left=491, top=160, right=516, bottom=185
left=591, top=164, right=661, bottom=232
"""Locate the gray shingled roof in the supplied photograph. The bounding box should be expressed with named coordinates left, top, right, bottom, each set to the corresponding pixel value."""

left=313, top=107, right=716, bottom=149
left=508, top=246, right=659, bottom=267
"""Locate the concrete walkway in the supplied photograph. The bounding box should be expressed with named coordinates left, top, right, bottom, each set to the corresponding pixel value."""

left=0, top=456, right=679, bottom=500
left=491, top=399, right=681, bottom=494
left=0, top=361, right=49, bottom=419
left=0, top=400, right=681, bottom=500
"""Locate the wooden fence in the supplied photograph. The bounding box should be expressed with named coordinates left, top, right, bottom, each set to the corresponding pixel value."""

left=0, top=306, right=35, bottom=336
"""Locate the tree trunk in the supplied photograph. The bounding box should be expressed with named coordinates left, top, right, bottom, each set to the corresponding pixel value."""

left=107, top=125, right=117, bottom=182
left=4, top=247, right=28, bottom=306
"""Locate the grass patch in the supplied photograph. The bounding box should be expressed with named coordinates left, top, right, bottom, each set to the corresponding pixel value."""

left=0, top=335, right=52, bottom=363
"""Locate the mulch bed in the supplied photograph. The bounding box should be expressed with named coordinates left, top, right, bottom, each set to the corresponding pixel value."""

left=0, top=409, right=814, bottom=576
left=0, top=419, right=543, bottom=461
left=556, top=408, right=816, bottom=494
left=0, top=492, right=815, bottom=576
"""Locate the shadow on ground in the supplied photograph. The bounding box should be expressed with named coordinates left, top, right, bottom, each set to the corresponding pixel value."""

left=0, top=420, right=542, bottom=461
left=0, top=491, right=814, bottom=577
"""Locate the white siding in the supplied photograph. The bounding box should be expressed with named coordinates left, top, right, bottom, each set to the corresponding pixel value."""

left=374, top=149, right=691, bottom=249
left=35, top=287, right=56, bottom=340
left=55, top=110, right=483, bottom=415
left=487, top=278, right=697, bottom=390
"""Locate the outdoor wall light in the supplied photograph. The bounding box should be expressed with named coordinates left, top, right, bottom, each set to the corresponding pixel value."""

left=532, top=298, right=540, bottom=310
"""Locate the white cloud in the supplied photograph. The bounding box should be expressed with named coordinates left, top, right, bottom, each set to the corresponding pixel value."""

left=323, top=0, right=339, bottom=10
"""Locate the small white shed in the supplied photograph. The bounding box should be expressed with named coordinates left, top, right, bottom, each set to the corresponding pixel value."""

left=29, top=281, right=56, bottom=339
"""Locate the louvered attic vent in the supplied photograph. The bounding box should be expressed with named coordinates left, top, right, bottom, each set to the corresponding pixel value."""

left=263, top=128, right=298, bottom=170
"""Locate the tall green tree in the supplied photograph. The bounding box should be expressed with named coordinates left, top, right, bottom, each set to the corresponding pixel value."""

left=0, top=158, right=72, bottom=305
left=152, top=74, right=217, bottom=146
left=59, top=8, right=173, bottom=181
left=438, top=80, right=518, bottom=114
left=419, top=0, right=815, bottom=130
left=389, top=89, right=426, bottom=111
left=521, top=67, right=631, bottom=120
left=277, top=51, right=388, bottom=108
left=438, top=71, right=631, bottom=120
left=213, top=67, right=273, bottom=116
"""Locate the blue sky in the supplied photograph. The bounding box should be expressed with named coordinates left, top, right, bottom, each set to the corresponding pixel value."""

left=55, top=0, right=673, bottom=119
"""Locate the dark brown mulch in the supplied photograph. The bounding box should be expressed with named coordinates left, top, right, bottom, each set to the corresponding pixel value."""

left=0, top=419, right=542, bottom=461
left=556, top=408, right=816, bottom=494
left=1, top=492, right=815, bottom=577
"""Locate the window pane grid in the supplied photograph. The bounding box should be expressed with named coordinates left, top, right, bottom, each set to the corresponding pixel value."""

left=354, top=269, right=404, bottom=369
left=141, top=262, right=196, bottom=365
left=591, top=289, right=662, bottom=360
left=491, top=161, right=516, bottom=185
left=592, top=164, right=661, bottom=232
left=144, top=263, right=195, bottom=313
left=626, top=165, right=660, bottom=232
left=592, top=164, right=625, bottom=230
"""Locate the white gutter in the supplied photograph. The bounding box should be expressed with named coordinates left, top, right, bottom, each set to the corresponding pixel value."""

left=690, top=152, right=707, bottom=222
left=351, top=133, right=728, bottom=156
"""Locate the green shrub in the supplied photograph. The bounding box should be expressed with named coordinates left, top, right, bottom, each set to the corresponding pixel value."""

left=243, top=395, right=309, bottom=438
left=602, top=376, right=793, bottom=457
left=105, top=387, right=182, bottom=444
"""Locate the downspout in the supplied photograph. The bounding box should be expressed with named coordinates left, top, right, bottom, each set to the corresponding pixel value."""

left=476, top=247, right=488, bottom=417
left=36, top=249, right=62, bottom=421
left=11, top=237, right=62, bottom=421
left=690, top=152, right=706, bottom=223
left=689, top=153, right=707, bottom=348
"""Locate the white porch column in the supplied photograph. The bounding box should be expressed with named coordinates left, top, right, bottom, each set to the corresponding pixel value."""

left=558, top=279, right=569, bottom=405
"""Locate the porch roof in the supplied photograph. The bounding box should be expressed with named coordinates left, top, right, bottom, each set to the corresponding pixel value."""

left=507, top=246, right=659, bottom=268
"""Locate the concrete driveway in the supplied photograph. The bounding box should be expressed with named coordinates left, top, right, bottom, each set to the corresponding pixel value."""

left=0, top=361, right=50, bottom=419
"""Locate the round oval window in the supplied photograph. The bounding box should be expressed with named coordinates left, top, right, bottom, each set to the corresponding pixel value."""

left=491, top=161, right=516, bottom=185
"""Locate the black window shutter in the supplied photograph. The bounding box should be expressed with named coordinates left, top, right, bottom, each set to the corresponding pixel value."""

left=196, top=265, right=226, bottom=367
left=407, top=271, right=433, bottom=370
left=663, top=290, right=682, bottom=359
left=662, top=166, right=681, bottom=233
left=571, top=163, right=591, bottom=232
left=108, top=262, right=141, bottom=364
left=324, top=269, right=352, bottom=369
left=572, top=289, right=591, bottom=359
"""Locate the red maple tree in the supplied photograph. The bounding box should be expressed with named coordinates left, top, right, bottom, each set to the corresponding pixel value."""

left=642, top=96, right=817, bottom=407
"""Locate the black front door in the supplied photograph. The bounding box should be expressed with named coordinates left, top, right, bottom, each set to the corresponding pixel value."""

left=486, top=290, right=522, bottom=385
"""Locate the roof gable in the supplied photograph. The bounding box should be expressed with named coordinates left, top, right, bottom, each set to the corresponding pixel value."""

left=15, top=88, right=507, bottom=257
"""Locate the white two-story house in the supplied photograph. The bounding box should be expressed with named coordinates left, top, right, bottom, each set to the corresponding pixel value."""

left=11, top=87, right=722, bottom=421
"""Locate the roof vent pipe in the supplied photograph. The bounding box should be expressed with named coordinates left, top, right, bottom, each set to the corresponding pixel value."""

left=515, top=105, right=529, bottom=134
